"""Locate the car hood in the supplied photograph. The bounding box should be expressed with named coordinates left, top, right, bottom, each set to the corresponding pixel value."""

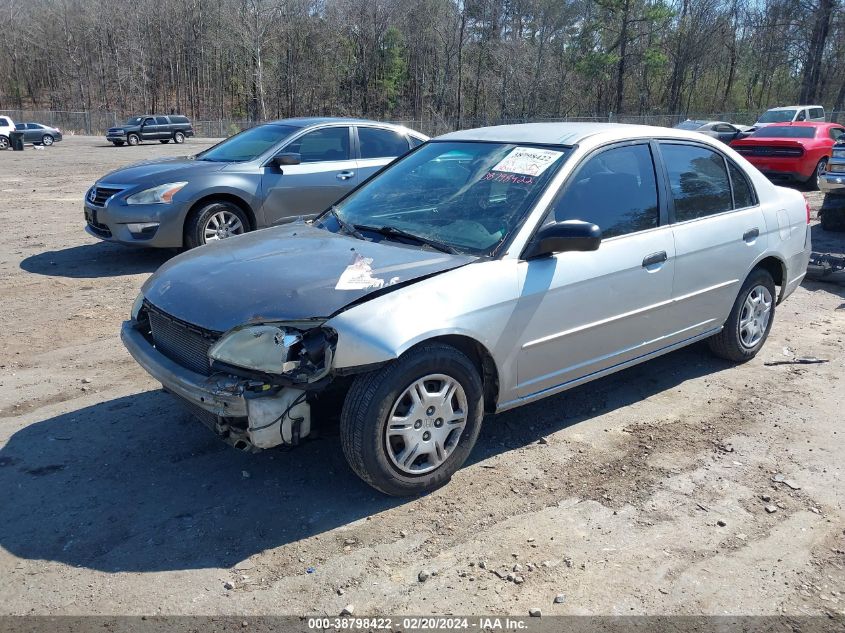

left=141, top=223, right=476, bottom=332
left=99, top=157, right=226, bottom=184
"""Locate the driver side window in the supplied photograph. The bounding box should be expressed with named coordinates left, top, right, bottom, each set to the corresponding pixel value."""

left=545, top=144, right=660, bottom=239
left=287, top=127, right=351, bottom=163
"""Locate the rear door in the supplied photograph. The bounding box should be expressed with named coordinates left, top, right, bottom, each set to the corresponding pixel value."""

left=515, top=141, right=678, bottom=397
left=659, top=141, right=767, bottom=337
left=355, top=126, right=413, bottom=180
left=155, top=116, right=170, bottom=139
left=259, top=125, right=357, bottom=225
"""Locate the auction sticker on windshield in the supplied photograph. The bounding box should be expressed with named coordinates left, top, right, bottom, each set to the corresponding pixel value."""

left=491, top=147, right=564, bottom=176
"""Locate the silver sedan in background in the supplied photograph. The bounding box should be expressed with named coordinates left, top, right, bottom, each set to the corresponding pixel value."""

left=122, top=122, right=810, bottom=496
left=84, top=117, right=427, bottom=248
left=14, top=122, right=63, bottom=145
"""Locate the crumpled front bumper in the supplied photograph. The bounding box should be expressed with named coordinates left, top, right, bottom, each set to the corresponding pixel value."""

left=121, top=321, right=247, bottom=417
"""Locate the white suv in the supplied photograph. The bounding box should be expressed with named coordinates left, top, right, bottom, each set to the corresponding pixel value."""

left=754, top=105, right=825, bottom=128
left=0, top=115, right=14, bottom=150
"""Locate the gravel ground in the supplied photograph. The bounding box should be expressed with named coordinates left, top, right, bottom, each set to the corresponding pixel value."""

left=0, top=137, right=844, bottom=617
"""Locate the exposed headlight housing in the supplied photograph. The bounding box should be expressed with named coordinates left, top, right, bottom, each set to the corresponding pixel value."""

left=208, top=323, right=334, bottom=382
left=126, top=182, right=188, bottom=205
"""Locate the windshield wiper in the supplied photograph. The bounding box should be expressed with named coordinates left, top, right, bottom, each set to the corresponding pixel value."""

left=325, top=206, right=365, bottom=240
left=355, top=225, right=458, bottom=254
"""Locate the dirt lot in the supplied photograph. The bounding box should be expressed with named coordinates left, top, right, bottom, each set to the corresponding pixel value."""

left=0, top=136, right=844, bottom=618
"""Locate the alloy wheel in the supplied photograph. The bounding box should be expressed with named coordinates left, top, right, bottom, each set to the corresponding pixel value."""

left=738, top=284, right=772, bottom=349
left=202, top=209, right=245, bottom=242
left=385, top=374, right=468, bottom=475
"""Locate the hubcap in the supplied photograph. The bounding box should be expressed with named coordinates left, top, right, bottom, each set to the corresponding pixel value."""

left=385, top=374, right=468, bottom=475
left=43, top=136, right=52, bottom=145
left=203, top=210, right=245, bottom=242
left=739, top=285, right=772, bottom=349
left=0, top=138, right=8, bottom=149
left=817, top=161, right=826, bottom=188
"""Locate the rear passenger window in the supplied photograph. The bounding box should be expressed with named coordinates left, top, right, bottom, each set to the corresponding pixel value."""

left=727, top=161, right=756, bottom=208
left=661, top=144, right=733, bottom=221
left=0, top=118, right=10, bottom=126
left=155, top=117, right=169, bottom=124
left=358, top=127, right=410, bottom=159
left=549, top=143, right=659, bottom=238
left=811, top=108, right=825, bottom=119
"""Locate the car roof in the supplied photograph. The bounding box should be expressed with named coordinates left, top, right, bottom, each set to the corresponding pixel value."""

left=265, top=117, right=425, bottom=135
left=435, top=122, right=712, bottom=145
left=760, top=121, right=838, bottom=128
left=765, top=105, right=823, bottom=111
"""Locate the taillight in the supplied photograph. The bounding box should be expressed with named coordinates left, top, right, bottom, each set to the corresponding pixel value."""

left=805, top=199, right=811, bottom=224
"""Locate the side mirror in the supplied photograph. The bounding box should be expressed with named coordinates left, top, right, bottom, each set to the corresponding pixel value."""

left=523, top=220, right=602, bottom=259
left=273, top=153, right=301, bottom=168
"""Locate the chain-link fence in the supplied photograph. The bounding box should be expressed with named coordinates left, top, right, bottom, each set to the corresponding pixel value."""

left=2, top=109, right=843, bottom=138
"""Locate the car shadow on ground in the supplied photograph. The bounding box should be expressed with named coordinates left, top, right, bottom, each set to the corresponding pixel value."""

left=19, top=242, right=176, bottom=278
left=0, top=342, right=732, bottom=574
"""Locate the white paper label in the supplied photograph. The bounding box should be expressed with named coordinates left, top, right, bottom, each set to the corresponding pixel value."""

left=491, top=147, right=564, bottom=176
left=335, top=254, right=385, bottom=290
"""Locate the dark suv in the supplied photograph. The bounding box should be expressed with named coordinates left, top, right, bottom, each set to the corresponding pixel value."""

left=106, top=115, right=194, bottom=147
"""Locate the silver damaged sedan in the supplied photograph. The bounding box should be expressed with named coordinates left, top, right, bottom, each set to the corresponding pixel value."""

left=122, top=123, right=811, bottom=496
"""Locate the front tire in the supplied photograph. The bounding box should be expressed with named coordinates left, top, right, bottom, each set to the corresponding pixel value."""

left=340, top=343, right=484, bottom=496
left=127, top=133, right=140, bottom=146
left=185, top=200, right=249, bottom=248
left=708, top=268, right=776, bottom=362
left=41, top=134, right=54, bottom=146
left=173, top=131, right=185, bottom=144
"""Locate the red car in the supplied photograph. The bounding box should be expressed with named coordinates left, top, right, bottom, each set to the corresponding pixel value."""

left=730, top=122, right=845, bottom=190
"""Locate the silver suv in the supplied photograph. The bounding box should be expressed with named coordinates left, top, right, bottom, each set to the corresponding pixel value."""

left=122, top=123, right=811, bottom=496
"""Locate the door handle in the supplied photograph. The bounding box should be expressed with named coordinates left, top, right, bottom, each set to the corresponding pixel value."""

left=642, top=251, right=668, bottom=268
left=743, top=228, right=759, bottom=243
left=336, top=171, right=355, bottom=181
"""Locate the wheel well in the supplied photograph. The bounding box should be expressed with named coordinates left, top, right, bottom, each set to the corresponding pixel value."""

left=427, top=334, right=500, bottom=413
left=754, top=256, right=785, bottom=299
left=185, top=194, right=256, bottom=233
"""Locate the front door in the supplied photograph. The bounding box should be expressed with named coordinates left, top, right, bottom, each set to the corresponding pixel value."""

left=260, top=126, right=358, bottom=225
left=515, top=142, right=678, bottom=398
left=140, top=117, right=158, bottom=140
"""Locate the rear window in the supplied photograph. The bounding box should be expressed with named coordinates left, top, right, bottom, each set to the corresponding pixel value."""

left=674, top=121, right=706, bottom=130
left=751, top=126, right=816, bottom=139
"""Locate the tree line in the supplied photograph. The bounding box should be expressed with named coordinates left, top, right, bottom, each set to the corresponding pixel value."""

left=0, top=0, right=842, bottom=127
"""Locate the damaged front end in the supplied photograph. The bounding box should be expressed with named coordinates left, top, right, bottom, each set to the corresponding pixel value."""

left=123, top=296, right=337, bottom=452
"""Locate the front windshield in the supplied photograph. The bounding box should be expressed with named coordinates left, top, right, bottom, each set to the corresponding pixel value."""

left=327, top=141, right=571, bottom=256
left=757, top=110, right=797, bottom=124
left=125, top=117, right=142, bottom=125
left=196, top=123, right=299, bottom=162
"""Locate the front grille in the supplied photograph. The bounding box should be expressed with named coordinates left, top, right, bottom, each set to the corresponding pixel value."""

left=89, top=186, right=123, bottom=207
left=145, top=303, right=220, bottom=376
left=735, top=146, right=803, bottom=158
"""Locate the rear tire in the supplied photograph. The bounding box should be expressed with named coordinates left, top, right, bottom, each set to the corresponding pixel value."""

left=340, top=343, right=484, bottom=496
left=173, top=131, right=185, bottom=144
left=808, top=158, right=827, bottom=191
left=0, top=136, right=8, bottom=150
left=708, top=268, right=776, bottom=362
left=184, top=200, right=249, bottom=248
left=127, top=133, right=140, bottom=146
left=41, top=134, right=54, bottom=146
